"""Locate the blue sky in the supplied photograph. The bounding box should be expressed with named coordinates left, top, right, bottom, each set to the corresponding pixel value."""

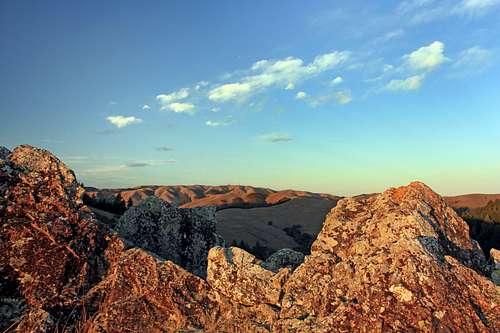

left=1, top=0, right=500, bottom=195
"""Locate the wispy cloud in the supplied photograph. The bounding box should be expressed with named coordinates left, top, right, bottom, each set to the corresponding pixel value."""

left=385, top=74, right=425, bottom=91
left=451, top=46, right=495, bottom=75
left=156, top=88, right=189, bottom=105
left=310, top=90, right=353, bottom=106
left=334, top=90, right=353, bottom=104
left=259, top=132, right=293, bottom=143
left=401, top=0, right=500, bottom=24
left=156, top=146, right=173, bottom=152
left=372, top=29, right=405, bottom=44
left=142, top=104, right=151, bottom=110
left=205, top=117, right=234, bottom=127
left=126, top=162, right=151, bottom=168
left=456, top=0, right=500, bottom=15
left=106, top=116, right=143, bottom=128
left=207, top=51, right=350, bottom=102
left=164, top=102, right=196, bottom=114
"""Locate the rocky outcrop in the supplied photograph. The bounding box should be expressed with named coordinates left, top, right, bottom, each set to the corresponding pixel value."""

left=0, top=145, right=111, bottom=332
left=1, top=145, right=498, bottom=332
left=115, top=196, right=223, bottom=277
left=278, top=182, right=498, bottom=332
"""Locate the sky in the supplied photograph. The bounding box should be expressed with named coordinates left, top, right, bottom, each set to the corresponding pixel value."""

left=1, top=0, right=500, bottom=196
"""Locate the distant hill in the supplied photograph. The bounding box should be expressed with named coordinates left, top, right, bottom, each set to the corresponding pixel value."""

left=444, top=194, right=500, bottom=209
left=84, top=184, right=340, bottom=209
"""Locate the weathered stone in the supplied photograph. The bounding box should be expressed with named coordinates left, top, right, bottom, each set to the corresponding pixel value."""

left=115, top=196, right=223, bottom=277
left=0, top=145, right=109, bottom=312
left=0, top=146, right=10, bottom=161
left=0, top=297, right=26, bottom=331
left=15, top=308, right=56, bottom=333
left=262, top=248, right=305, bottom=272
left=279, top=182, right=499, bottom=332
left=207, top=246, right=291, bottom=306
left=490, top=248, right=500, bottom=285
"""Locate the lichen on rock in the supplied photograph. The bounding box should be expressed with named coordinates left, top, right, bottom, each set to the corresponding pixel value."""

left=115, top=196, right=223, bottom=277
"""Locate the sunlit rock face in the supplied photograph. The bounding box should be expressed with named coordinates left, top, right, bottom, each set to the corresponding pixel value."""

left=279, top=182, right=497, bottom=332
left=0, top=145, right=110, bottom=330
left=115, top=196, right=223, bottom=277
left=0, top=145, right=498, bottom=332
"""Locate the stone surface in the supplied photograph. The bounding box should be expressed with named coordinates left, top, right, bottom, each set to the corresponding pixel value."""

left=207, top=246, right=291, bottom=306
left=279, top=182, right=498, bottom=332
left=1, top=146, right=499, bottom=332
left=262, top=248, right=305, bottom=272
left=490, top=248, right=500, bottom=285
left=115, top=196, right=223, bottom=277
left=0, top=145, right=110, bottom=328
left=0, top=146, right=10, bottom=161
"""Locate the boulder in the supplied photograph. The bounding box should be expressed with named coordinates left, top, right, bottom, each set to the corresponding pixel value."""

left=115, top=196, right=223, bottom=277
left=279, top=182, right=498, bottom=332
left=262, top=248, right=305, bottom=272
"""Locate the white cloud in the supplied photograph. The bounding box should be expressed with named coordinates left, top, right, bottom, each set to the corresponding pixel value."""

left=106, top=116, right=142, bottom=128
left=385, top=75, right=425, bottom=91
left=295, top=91, right=307, bottom=99
left=311, top=52, right=350, bottom=71
left=451, top=46, right=494, bottom=74
left=210, top=107, right=220, bottom=113
left=165, top=102, right=195, bottom=114
left=335, top=90, right=352, bottom=104
left=194, top=81, right=210, bottom=90
left=156, top=88, right=189, bottom=109
left=205, top=118, right=233, bottom=127
left=457, top=0, right=500, bottom=14
left=331, top=76, right=344, bottom=85
left=259, top=132, right=293, bottom=143
left=208, top=82, right=253, bottom=102
left=403, top=41, right=448, bottom=72
left=374, top=29, right=405, bottom=44
left=208, top=51, right=350, bottom=102
left=285, top=83, right=295, bottom=90
left=142, top=104, right=150, bottom=110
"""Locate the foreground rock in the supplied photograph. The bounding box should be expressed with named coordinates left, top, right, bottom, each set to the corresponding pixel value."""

left=0, top=145, right=498, bottom=332
left=279, top=182, right=498, bottom=332
left=0, top=145, right=111, bottom=331
left=116, top=197, right=223, bottom=277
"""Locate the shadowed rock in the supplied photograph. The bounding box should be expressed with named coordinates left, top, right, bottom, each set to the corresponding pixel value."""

left=262, top=248, right=305, bottom=272
left=115, top=196, right=223, bottom=277
left=491, top=248, right=500, bottom=285
left=0, top=146, right=10, bottom=161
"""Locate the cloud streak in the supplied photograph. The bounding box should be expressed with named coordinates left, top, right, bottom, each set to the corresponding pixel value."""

left=106, top=116, right=142, bottom=128
left=259, top=132, right=293, bottom=143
